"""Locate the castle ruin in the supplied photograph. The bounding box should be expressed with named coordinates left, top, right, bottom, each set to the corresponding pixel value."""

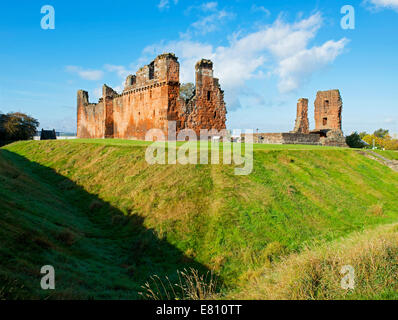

left=313, top=90, right=342, bottom=131
left=309, top=89, right=346, bottom=147
left=77, top=53, right=227, bottom=140
left=292, top=98, right=310, bottom=134
left=76, top=53, right=347, bottom=147
left=246, top=89, right=347, bottom=147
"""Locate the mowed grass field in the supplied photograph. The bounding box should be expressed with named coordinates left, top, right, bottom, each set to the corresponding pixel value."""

left=1, top=139, right=397, bottom=299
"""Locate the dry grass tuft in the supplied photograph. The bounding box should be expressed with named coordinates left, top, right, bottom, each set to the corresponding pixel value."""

left=232, top=224, right=398, bottom=300
left=139, top=268, right=220, bottom=300
left=368, top=203, right=384, bottom=217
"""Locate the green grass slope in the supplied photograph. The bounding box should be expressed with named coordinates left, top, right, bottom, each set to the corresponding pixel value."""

left=0, top=145, right=206, bottom=299
left=374, top=150, right=398, bottom=160
left=1, top=140, right=398, bottom=299
left=231, top=223, right=398, bottom=300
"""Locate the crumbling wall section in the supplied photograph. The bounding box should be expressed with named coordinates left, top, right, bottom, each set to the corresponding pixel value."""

left=320, top=130, right=348, bottom=147
left=292, top=98, right=309, bottom=134
left=179, top=59, right=227, bottom=136
left=247, top=133, right=321, bottom=145
left=77, top=90, right=105, bottom=138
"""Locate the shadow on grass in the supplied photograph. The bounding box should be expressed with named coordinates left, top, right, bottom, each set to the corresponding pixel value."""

left=0, top=149, right=216, bottom=300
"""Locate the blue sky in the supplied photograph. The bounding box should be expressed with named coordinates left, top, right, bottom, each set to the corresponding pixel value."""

left=0, top=0, right=397, bottom=135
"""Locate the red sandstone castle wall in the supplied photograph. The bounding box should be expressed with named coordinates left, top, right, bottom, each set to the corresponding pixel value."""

left=113, top=54, right=179, bottom=140
left=112, top=84, right=170, bottom=140
left=77, top=54, right=227, bottom=140
left=77, top=90, right=105, bottom=139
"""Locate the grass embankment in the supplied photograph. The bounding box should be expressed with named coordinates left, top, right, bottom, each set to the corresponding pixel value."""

left=373, top=150, right=398, bottom=161
left=0, top=144, right=206, bottom=299
left=1, top=140, right=398, bottom=299
left=230, top=223, right=398, bottom=300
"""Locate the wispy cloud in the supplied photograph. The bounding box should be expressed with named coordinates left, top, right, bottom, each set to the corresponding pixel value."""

left=251, top=5, right=271, bottom=17
left=158, top=0, right=178, bottom=11
left=104, top=64, right=132, bottom=78
left=66, top=12, right=348, bottom=111
left=183, top=2, right=235, bottom=37
left=364, top=0, right=398, bottom=12
left=65, top=66, right=104, bottom=81
left=276, top=38, right=348, bottom=93
left=142, top=12, right=348, bottom=109
left=385, top=117, right=397, bottom=124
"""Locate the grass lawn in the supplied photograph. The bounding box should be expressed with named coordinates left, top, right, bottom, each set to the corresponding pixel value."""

left=373, top=149, right=398, bottom=160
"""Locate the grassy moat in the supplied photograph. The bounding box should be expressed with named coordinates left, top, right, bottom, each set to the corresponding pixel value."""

left=1, top=140, right=397, bottom=299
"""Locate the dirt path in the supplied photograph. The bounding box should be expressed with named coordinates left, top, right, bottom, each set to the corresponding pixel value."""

left=358, top=150, right=398, bottom=172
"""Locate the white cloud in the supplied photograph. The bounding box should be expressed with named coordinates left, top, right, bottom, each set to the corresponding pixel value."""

left=200, top=2, right=218, bottom=11
left=183, top=2, right=234, bottom=36
left=65, top=66, right=104, bottom=81
left=276, top=38, right=349, bottom=93
left=158, top=0, right=178, bottom=11
left=189, top=10, right=234, bottom=35
left=251, top=5, right=271, bottom=17
left=186, top=1, right=220, bottom=13
left=104, top=64, right=132, bottom=78
left=385, top=117, right=397, bottom=124
left=73, top=13, right=347, bottom=111
left=141, top=12, right=348, bottom=109
left=365, top=0, right=398, bottom=12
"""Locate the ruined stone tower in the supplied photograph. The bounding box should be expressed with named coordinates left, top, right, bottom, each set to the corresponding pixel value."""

left=181, top=59, right=227, bottom=136
left=77, top=53, right=227, bottom=140
left=314, top=89, right=342, bottom=131
left=248, top=89, right=347, bottom=147
left=311, top=89, right=347, bottom=147
left=292, top=98, right=309, bottom=134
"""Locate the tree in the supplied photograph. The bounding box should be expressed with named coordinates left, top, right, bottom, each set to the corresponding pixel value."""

left=0, top=112, right=39, bottom=144
left=180, top=83, right=195, bottom=101
left=373, top=128, right=389, bottom=139
left=362, top=134, right=383, bottom=149
left=346, top=132, right=367, bottom=148
left=384, top=138, right=398, bottom=150
left=358, top=131, right=367, bottom=139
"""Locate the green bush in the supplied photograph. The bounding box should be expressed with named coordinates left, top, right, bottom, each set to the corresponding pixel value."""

left=346, top=132, right=366, bottom=149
